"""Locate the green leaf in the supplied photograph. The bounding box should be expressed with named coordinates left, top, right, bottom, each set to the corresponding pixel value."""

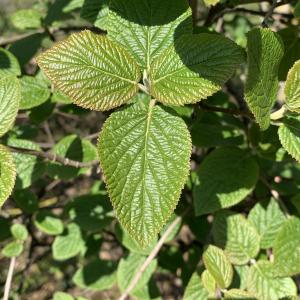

left=10, top=9, right=42, bottom=30
left=245, top=28, right=284, bottom=130
left=294, top=1, right=300, bottom=18
left=223, top=289, right=256, bottom=299
left=150, top=34, right=244, bottom=106
left=13, top=189, right=38, bottom=213
left=201, top=269, right=216, bottom=294
left=203, top=245, right=233, bottom=289
left=0, top=48, right=21, bottom=78
left=212, top=210, right=260, bottom=265
left=7, top=138, right=46, bottom=190
left=284, top=60, right=300, bottom=112
left=37, top=30, right=141, bottom=111
left=2, top=241, right=23, bottom=257
left=47, top=135, right=98, bottom=180
left=182, top=271, right=209, bottom=300
left=11, top=224, right=28, bottom=241
left=98, top=99, right=191, bottom=245
left=248, top=198, right=286, bottom=249
left=52, top=223, right=84, bottom=260
left=203, top=0, right=220, bottom=6
left=231, top=265, right=249, bottom=290
left=0, top=77, right=20, bottom=137
left=0, top=145, right=16, bottom=208
left=246, top=261, right=297, bottom=299
left=193, top=147, right=258, bottom=216
left=278, top=115, right=300, bottom=162
left=117, top=253, right=157, bottom=296
left=107, top=0, right=192, bottom=69
left=19, top=75, right=50, bottom=110
left=53, top=292, right=74, bottom=300
left=273, top=217, right=300, bottom=277
left=51, top=90, right=72, bottom=104
left=73, top=259, right=117, bottom=291
left=34, top=211, right=64, bottom=235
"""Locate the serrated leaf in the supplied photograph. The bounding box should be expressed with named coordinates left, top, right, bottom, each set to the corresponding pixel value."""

left=278, top=115, right=300, bottom=163
left=284, top=60, right=300, bottom=112
left=183, top=271, right=209, bottom=300
left=273, top=217, right=300, bottom=277
left=213, top=210, right=260, bottom=265
left=193, top=147, right=258, bottom=216
left=1, top=241, right=23, bottom=257
left=0, top=77, right=20, bottom=137
left=34, top=211, right=64, bottom=235
left=52, top=223, right=84, bottom=260
left=107, top=0, right=192, bottom=69
left=117, top=253, right=157, bottom=296
left=11, top=224, right=28, bottom=241
left=0, top=48, right=21, bottom=78
left=98, top=99, right=191, bottom=246
left=37, top=30, right=141, bottom=111
left=248, top=198, right=286, bottom=249
left=0, top=145, right=16, bottom=208
left=201, top=269, right=216, bottom=294
left=150, top=34, right=244, bottom=106
left=247, top=261, right=297, bottom=300
left=203, top=245, right=233, bottom=289
left=10, top=9, right=42, bottom=30
left=245, top=28, right=284, bottom=130
left=224, top=289, right=256, bottom=299
left=19, top=75, right=50, bottom=109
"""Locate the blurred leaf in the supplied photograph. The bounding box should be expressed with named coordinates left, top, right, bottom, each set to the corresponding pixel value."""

left=2, top=241, right=23, bottom=257
left=34, top=211, right=64, bottom=235
left=10, top=9, right=43, bottom=30
left=29, top=99, right=56, bottom=123
left=0, top=217, right=11, bottom=241
left=53, top=292, right=74, bottom=300
left=11, top=224, right=28, bottom=241
left=203, top=0, right=220, bottom=6
left=0, top=48, right=21, bottom=78
left=13, top=189, right=38, bottom=213
left=183, top=271, right=208, bottom=300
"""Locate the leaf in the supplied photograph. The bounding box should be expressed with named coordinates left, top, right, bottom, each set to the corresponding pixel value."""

left=203, top=245, right=233, bottom=289
left=47, top=135, right=98, bottom=180
left=294, top=1, right=300, bottom=18
left=248, top=198, right=286, bottom=249
left=273, top=217, right=300, bottom=277
left=34, top=211, right=64, bottom=235
left=212, top=210, right=260, bottom=265
left=284, top=60, right=300, bottom=112
left=203, top=0, right=220, bottom=6
left=0, top=145, right=16, bottom=208
left=245, top=28, right=284, bottom=130
left=19, top=75, right=51, bottom=110
left=1, top=241, right=23, bottom=257
left=246, top=261, right=297, bottom=300
left=107, top=0, right=192, bottom=69
left=53, top=292, right=74, bottom=300
left=201, top=269, right=216, bottom=294
left=117, top=253, right=157, bottom=296
left=278, top=115, right=300, bottom=162
left=0, top=48, right=21, bottom=78
left=98, top=99, right=191, bottom=245
left=223, top=289, right=256, bottom=299
left=37, top=30, right=140, bottom=111
left=51, top=90, right=72, bottom=104
left=73, top=259, right=117, bottom=291
left=13, top=189, right=38, bottom=213
left=182, top=271, right=209, bottom=300
left=11, top=224, right=28, bottom=241
left=0, top=77, right=20, bottom=137
left=10, top=9, right=42, bottom=30
left=150, top=34, right=244, bottom=106
left=231, top=265, right=249, bottom=290
left=52, top=223, right=84, bottom=260
left=193, top=147, right=258, bottom=216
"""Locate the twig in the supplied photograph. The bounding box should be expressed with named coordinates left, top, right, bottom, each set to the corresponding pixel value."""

left=119, top=209, right=189, bottom=300
left=0, top=29, right=44, bottom=46
left=3, top=257, right=16, bottom=300
left=262, top=0, right=279, bottom=27
left=84, top=133, right=99, bottom=140
left=9, top=146, right=98, bottom=168
left=43, top=121, right=55, bottom=145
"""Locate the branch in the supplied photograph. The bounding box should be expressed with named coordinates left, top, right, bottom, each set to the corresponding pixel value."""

left=9, top=146, right=99, bottom=168
left=119, top=209, right=189, bottom=300
left=262, top=0, right=279, bottom=27
left=3, top=257, right=16, bottom=300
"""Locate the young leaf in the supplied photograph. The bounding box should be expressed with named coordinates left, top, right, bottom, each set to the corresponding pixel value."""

left=0, top=77, right=20, bottom=138
left=11, top=224, right=28, bottom=241
left=284, top=60, right=300, bottom=112
left=212, top=210, right=260, bottom=265
left=34, top=211, right=64, bottom=236
left=150, top=34, right=244, bottom=106
left=0, top=145, right=16, bottom=208
left=107, top=0, right=192, bottom=69
left=278, top=115, right=300, bottom=162
left=2, top=241, right=23, bottom=257
left=224, top=289, right=256, bottom=299
left=203, top=245, right=233, bottom=289
left=245, top=28, right=284, bottom=130
left=201, top=270, right=216, bottom=294
left=98, top=99, right=191, bottom=246
left=0, top=48, right=21, bottom=78
left=37, top=30, right=141, bottom=111
left=247, top=261, right=297, bottom=299
left=273, top=217, right=300, bottom=277
left=193, top=147, right=258, bottom=216
left=248, top=198, right=286, bottom=249
left=182, top=271, right=209, bottom=300
left=73, top=259, right=117, bottom=291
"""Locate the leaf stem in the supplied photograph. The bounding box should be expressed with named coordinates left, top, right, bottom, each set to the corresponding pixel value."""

left=3, top=257, right=16, bottom=300
left=270, top=106, right=287, bottom=120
